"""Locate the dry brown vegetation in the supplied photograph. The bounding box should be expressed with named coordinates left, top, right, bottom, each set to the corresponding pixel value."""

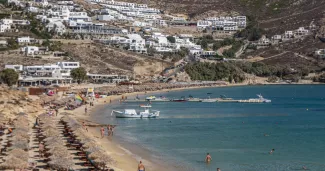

left=0, top=86, right=43, bottom=119
left=62, top=43, right=171, bottom=79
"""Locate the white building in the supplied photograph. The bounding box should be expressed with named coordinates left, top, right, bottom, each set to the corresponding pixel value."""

left=97, top=15, right=115, bottom=21
left=46, top=21, right=66, bottom=35
left=17, top=36, right=35, bottom=44
left=0, top=24, right=10, bottom=32
left=127, top=34, right=147, bottom=53
left=5, top=65, right=24, bottom=71
left=27, top=6, right=40, bottom=13
left=284, top=31, right=294, bottom=39
left=197, top=20, right=211, bottom=29
left=21, top=46, right=39, bottom=56
left=294, top=27, right=309, bottom=36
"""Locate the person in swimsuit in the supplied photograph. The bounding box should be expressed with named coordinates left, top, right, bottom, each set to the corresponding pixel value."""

left=100, top=127, right=105, bottom=138
left=206, top=153, right=212, bottom=163
left=217, top=168, right=221, bottom=171
left=138, top=161, right=145, bottom=171
left=269, top=149, right=275, bottom=154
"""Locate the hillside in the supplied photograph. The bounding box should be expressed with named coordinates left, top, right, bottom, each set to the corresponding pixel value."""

left=62, top=43, right=171, bottom=79
left=129, top=0, right=325, bottom=35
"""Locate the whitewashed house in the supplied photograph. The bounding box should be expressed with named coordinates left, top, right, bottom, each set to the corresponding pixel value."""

left=257, top=35, right=271, bottom=46
left=284, top=31, right=294, bottom=39
left=127, top=34, right=147, bottom=53
left=5, top=65, right=24, bottom=71
left=197, top=20, right=211, bottom=29
left=97, top=15, right=115, bottom=21
left=27, top=6, right=40, bottom=13
left=46, top=21, right=66, bottom=35
left=17, top=36, right=35, bottom=44
left=294, top=27, right=309, bottom=37
left=0, top=24, right=11, bottom=32
left=21, top=46, right=39, bottom=56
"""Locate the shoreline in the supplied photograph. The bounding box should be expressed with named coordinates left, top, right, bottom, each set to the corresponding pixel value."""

left=69, top=83, right=324, bottom=171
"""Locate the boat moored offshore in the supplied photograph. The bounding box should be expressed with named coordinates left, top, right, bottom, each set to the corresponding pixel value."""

left=111, top=105, right=160, bottom=118
left=239, top=94, right=271, bottom=103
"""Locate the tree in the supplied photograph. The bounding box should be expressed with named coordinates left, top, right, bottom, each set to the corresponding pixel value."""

left=70, top=67, right=87, bottom=84
left=167, top=36, right=176, bottom=43
left=0, top=69, right=19, bottom=86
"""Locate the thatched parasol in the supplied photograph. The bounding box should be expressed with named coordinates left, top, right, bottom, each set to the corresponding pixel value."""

left=12, top=134, right=29, bottom=142
left=88, top=150, right=105, bottom=160
left=48, top=156, right=75, bottom=170
left=0, top=156, right=28, bottom=170
left=45, top=138, right=65, bottom=147
left=49, top=146, right=70, bottom=157
left=83, top=141, right=98, bottom=149
left=94, top=153, right=114, bottom=169
left=11, top=140, right=28, bottom=150
left=43, top=127, right=60, bottom=137
left=7, top=149, right=29, bottom=161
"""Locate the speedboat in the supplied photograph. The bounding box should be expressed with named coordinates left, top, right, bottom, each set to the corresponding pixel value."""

left=239, top=94, right=271, bottom=103
left=146, top=96, right=156, bottom=100
left=111, top=105, right=160, bottom=118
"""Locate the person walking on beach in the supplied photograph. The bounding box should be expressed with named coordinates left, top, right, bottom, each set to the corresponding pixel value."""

left=138, top=161, right=145, bottom=171
left=100, top=127, right=105, bottom=138
left=85, top=107, right=87, bottom=114
left=55, top=108, right=58, bottom=116
left=111, top=125, right=114, bottom=136
left=206, top=153, right=212, bottom=163
left=107, top=125, right=111, bottom=136
left=82, top=122, right=88, bottom=132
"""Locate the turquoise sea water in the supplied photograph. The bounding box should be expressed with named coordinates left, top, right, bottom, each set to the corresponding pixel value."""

left=94, top=85, right=325, bottom=171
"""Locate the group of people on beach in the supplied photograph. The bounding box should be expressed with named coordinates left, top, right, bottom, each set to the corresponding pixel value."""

left=100, top=125, right=114, bottom=138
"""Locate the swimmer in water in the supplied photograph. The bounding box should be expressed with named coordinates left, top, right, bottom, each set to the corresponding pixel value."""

left=302, top=166, right=308, bottom=170
left=205, top=153, right=212, bottom=163
left=264, top=134, right=269, bottom=136
left=269, top=149, right=275, bottom=154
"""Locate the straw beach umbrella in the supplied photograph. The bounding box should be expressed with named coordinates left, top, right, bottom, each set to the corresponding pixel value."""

left=43, top=127, right=60, bottom=137
left=11, top=140, right=29, bottom=150
left=48, top=156, right=75, bottom=170
left=0, top=156, right=28, bottom=170
left=49, top=146, right=70, bottom=157
left=7, top=149, right=29, bottom=161
left=88, top=150, right=105, bottom=160
left=94, top=153, right=114, bottom=170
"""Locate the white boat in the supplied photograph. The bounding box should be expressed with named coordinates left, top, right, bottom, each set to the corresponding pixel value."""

left=111, top=105, right=160, bottom=118
left=239, top=94, right=271, bottom=103
left=200, top=96, right=218, bottom=102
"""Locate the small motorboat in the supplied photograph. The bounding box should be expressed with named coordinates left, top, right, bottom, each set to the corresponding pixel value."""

left=171, top=96, right=187, bottom=102
left=200, top=96, right=217, bottom=102
left=111, top=105, right=160, bottom=118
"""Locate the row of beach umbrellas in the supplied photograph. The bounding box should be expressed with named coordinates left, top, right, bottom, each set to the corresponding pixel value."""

left=61, top=115, right=114, bottom=169
left=0, top=115, right=29, bottom=170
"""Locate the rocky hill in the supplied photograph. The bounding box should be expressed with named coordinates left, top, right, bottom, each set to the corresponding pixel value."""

left=129, top=0, right=325, bottom=35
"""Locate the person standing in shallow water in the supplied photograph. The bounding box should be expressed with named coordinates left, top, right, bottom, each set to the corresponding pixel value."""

left=138, top=161, right=145, bottom=171
left=206, top=153, right=212, bottom=163
left=100, top=127, right=105, bottom=138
